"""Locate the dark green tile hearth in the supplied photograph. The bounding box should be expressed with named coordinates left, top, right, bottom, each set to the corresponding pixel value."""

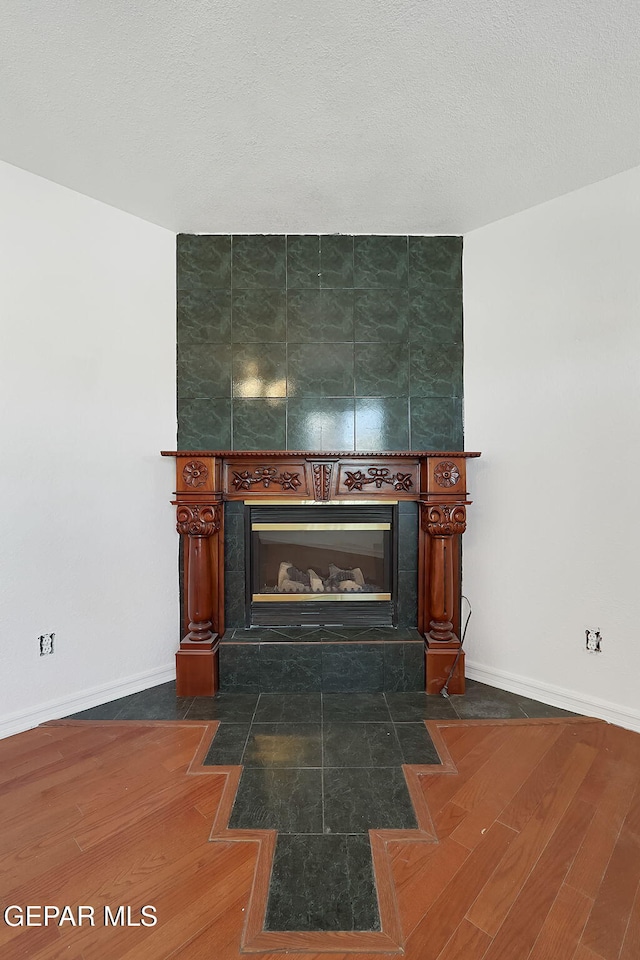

left=243, top=723, right=323, bottom=768
left=323, top=766, right=417, bottom=832
left=266, top=834, right=380, bottom=931
left=323, top=722, right=404, bottom=767
left=259, top=643, right=323, bottom=693
left=67, top=681, right=581, bottom=936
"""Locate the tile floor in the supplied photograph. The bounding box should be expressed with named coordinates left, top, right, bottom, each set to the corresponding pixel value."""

left=66, top=680, right=578, bottom=932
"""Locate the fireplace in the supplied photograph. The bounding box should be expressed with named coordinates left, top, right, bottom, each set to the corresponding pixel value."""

left=162, top=449, right=480, bottom=696
left=248, top=503, right=396, bottom=626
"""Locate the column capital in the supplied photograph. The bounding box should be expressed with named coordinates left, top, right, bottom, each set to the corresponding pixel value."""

left=421, top=502, right=466, bottom=537
left=176, top=503, right=221, bottom=538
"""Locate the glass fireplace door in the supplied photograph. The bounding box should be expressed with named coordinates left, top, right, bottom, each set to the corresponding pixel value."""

left=252, top=522, right=391, bottom=601
left=247, top=503, right=397, bottom=626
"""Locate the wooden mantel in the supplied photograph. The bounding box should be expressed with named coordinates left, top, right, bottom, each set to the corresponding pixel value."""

left=162, top=450, right=481, bottom=697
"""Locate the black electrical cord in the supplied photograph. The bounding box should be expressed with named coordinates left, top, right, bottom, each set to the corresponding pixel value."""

left=440, top=595, right=472, bottom=699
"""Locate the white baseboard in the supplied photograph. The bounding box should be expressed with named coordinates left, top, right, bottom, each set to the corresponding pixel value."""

left=0, top=663, right=177, bottom=741
left=465, top=659, right=640, bottom=734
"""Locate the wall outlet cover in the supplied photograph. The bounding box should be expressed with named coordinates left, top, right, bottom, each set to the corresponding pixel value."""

left=585, top=629, right=602, bottom=653
left=39, top=633, right=55, bottom=656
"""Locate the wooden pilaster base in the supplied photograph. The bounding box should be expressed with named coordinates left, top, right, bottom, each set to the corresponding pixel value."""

left=176, top=638, right=219, bottom=697
left=425, top=647, right=465, bottom=695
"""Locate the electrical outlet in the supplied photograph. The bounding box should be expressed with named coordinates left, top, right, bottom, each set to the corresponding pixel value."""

left=39, top=633, right=55, bottom=656
left=585, top=629, right=602, bottom=653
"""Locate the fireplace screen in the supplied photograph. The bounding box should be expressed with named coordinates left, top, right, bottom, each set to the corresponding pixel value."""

left=247, top=504, right=396, bottom=624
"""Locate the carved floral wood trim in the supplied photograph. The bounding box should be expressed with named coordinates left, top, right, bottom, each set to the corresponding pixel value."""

left=231, top=467, right=302, bottom=492
left=343, top=467, right=414, bottom=492
left=182, top=460, right=209, bottom=488
left=312, top=463, right=333, bottom=500
left=421, top=503, right=467, bottom=537
left=176, top=504, right=221, bottom=537
left=434, top=461, right=460, bottom=488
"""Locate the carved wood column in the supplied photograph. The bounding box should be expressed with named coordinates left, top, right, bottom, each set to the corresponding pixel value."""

left=176, top=504, right=220, bottom=642
left=175, top=502, right=222, bottom=696
left=420, top=501, right=467, bottom=694
left=173, top=456, right=222, bottom=697
left=424, top=503, right=466, bottom=642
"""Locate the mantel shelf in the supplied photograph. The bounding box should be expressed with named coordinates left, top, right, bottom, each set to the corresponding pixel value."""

left=162, top=449, right=481, bottom=458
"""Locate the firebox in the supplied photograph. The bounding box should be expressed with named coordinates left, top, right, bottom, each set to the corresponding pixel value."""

left=246, top=503, right=397, bottom=626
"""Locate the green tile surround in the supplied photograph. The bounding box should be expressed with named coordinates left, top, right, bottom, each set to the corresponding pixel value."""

left=176, top=235, right=463, bottom=452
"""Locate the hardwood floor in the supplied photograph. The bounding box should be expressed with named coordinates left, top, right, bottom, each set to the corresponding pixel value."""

left=1, top=716, right=639, bottom=959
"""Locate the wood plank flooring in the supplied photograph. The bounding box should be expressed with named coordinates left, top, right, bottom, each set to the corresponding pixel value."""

left=1, top=716, right=639, bottom=959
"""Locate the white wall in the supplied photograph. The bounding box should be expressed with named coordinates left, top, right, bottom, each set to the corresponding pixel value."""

left=463, top=166, right=640, bottom=731
left=0, top=161, right=178, bottom=737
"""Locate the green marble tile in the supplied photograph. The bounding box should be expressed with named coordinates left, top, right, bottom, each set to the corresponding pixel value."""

left=177, top=289, right=232, bottom=345
left=287, top=235, right=320, bottom=288
left=397, top=570, right=418, bottom=627
left=177, top=344, right=232, bottom=399
left=232, top=344, right=287, bottom=398
left=177, top=399, right=232, bottom=449
left=287, top=289, right=354, bottom=342
left=233, top=399, right=286, bottom=450
left=410, top=397, right=463, bottom=451
left=398, top=505, right=419, bottom=571
left=224, top=512, right=245, bottom=573
left=176, top=234, right=465, bottom=461
left=354, top=236, right=408, bottom=288
left=266, top=835, right=379, bottom=932
left=177, top=235, right=231, bottom=291
left=224, top=571, right=246, bottom=628
left=232, top=289, right=286, bottom=342
left=409, top=285, right=463, bottom=341
left=232, top=235, right=286, bottom=288
left=287, top=399, right=355, bottom=451
left=354, top=289, right=409, bottom=342
left=409, top=236, right=462, bottom=289
left=320, top=235, right=354, bottom=288
left=355, top=342, right=409, bottom=397
left=288, top=343, right=354, bottom=398
left=355, top=398, right=410, bottom=451
left=410, top=341, right=463, bottom=398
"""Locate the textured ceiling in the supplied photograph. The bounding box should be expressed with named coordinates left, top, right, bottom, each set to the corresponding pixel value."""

left=2, top=1, right=639, bottom=233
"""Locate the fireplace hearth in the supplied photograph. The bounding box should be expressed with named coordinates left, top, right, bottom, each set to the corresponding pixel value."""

left=162, top=449, right=480, bottom=697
